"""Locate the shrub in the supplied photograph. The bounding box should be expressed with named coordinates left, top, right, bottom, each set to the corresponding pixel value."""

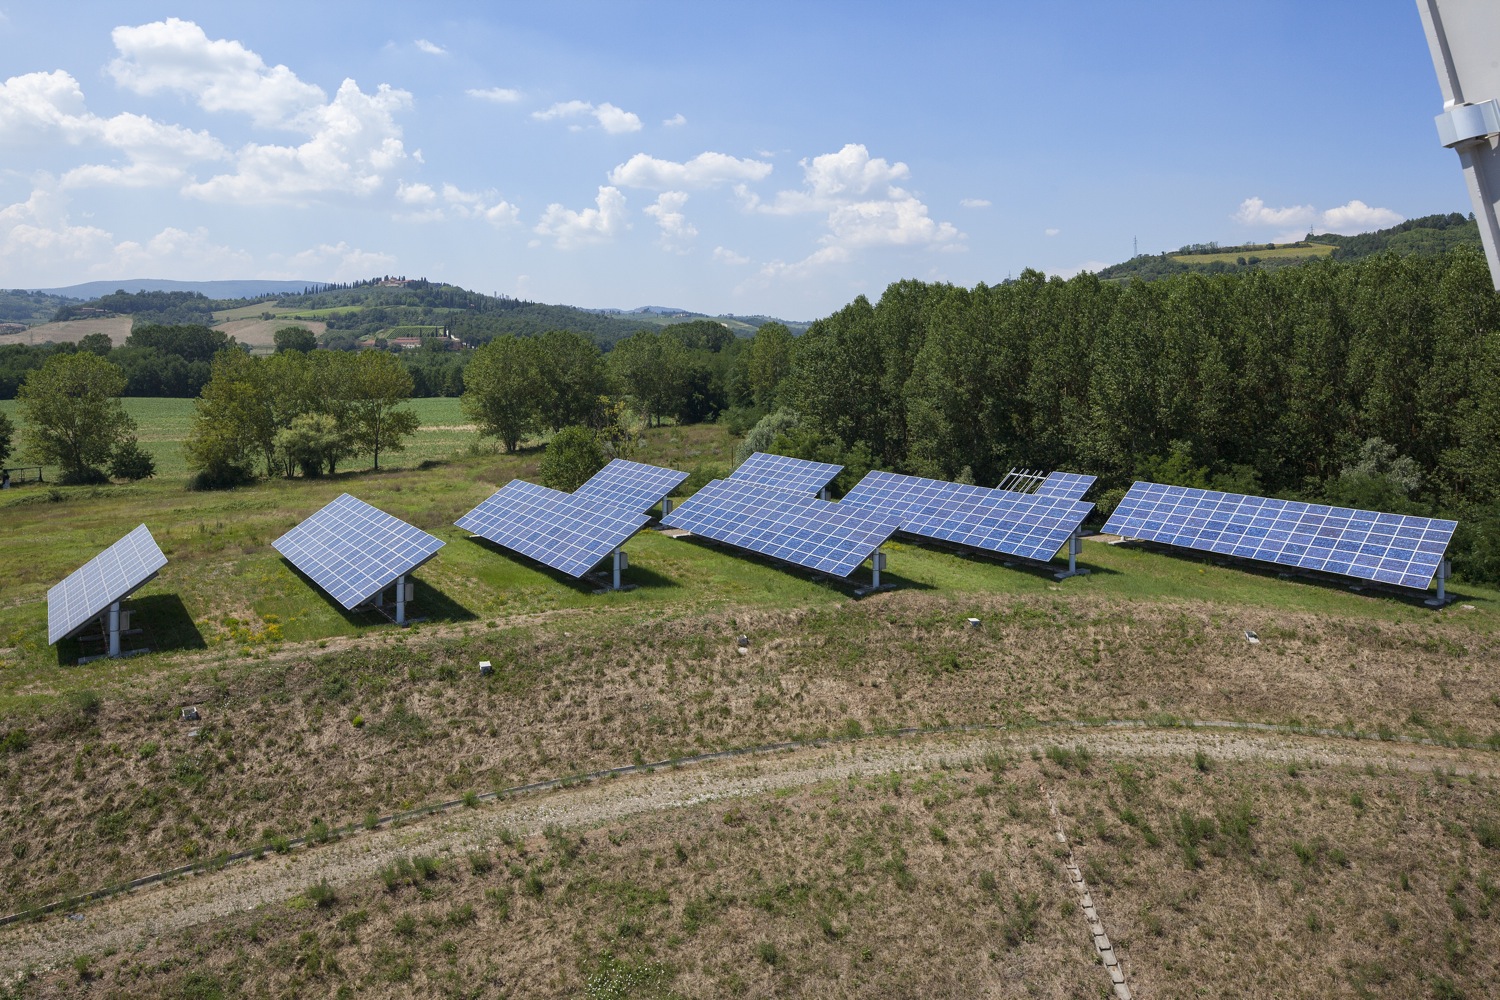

left=304, top=881, right=337, bottom=908
left=109, top=438, right=156, bottom=481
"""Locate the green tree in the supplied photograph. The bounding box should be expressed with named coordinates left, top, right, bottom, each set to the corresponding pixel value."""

left=273, top=326, right=318, bottom=353
left=539, top=425, right=605, bottom=492
left=78, top=332, right=113, bottom=357
left=340, top=350, right=420, bottom=470
left=462, top=335, right=544, bottom=452
left=16, top=352, right=136, bottom=482
left=109, top=437, right=156, bottom=481
left=0, top=411, right=12, bottom=467
left=535, top=330, right=608, bottom=430
left=746, top=322, right=794, bottom=410
left=608, top=330, right=690, bottom=426
left=275, top=413, right=346, bottom=478
left=185, top=351, right=275, bottom=481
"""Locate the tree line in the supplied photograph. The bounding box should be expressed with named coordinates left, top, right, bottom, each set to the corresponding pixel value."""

left=746, top=246, right=1500, bottom=581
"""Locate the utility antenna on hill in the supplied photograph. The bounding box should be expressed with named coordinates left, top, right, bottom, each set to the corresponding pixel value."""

left=1133, top=236, right=1138, bottom=258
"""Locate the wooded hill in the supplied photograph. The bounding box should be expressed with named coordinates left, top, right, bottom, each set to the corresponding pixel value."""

left=1097, top=212, right=1481, bottom=282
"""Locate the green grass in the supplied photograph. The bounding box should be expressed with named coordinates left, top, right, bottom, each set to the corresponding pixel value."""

left=1170, top=243, right=1336, bottom=265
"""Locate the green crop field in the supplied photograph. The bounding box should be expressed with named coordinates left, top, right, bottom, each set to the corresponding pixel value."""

left=1170, top=242, right=1336, bottom=265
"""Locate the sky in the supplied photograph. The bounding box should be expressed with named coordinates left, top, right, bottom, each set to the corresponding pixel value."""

left=0, top=1, right=1472, bottom=319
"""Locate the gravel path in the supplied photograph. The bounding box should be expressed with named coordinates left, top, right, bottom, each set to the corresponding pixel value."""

left=2, top=725, right=1490, bottom=973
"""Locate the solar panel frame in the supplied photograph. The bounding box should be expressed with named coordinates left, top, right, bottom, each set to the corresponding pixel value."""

left=727, top=452, right=843, bottom=494
left=456, top=480, right=649, bottom=578
left=47, top=524, right=168, bottom=645
left=841, top=470, right=1092, bottom=563
left=272, top=494, right=446, bottom=611
left=663, top=478, right=898, bottom=578
left=1033, top=471, right=1097, bottom=501
left=1101, top=481, right=1457, bottom=591
left=573, top=458, right=689, bottom=513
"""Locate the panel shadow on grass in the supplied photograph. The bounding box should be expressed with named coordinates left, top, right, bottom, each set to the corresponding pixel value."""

left=55, top=592, right=206, bottom=666
left=1108, top=540, right=1462, bottom=607
left=665, top=534, right=931, bottom=595
left=926, top=542, right=1119, bottom=582
left=281, top=560, right=477, bottom=627
left=461, top=536, right=681, bottom=594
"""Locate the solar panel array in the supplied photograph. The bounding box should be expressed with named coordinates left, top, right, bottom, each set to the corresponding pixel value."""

left=663, top=478, right=899, bottom=578
left=48, top=524, right=168, bottom=644
left=728, top=452, right=843, bottom=494
left=457, top=480, right=649, bottom=578
left=573, top=459, right=689, bottom=514
left=842, top=470, right=1092, bottom=563
left=1102, top=482, right=1458, bottom=591
left=1033, top=471, right=1097, bottom=501
left=273, top=494, right=445, bottom=610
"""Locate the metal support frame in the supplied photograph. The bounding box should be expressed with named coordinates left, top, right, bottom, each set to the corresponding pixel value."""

left=1418, top=0, right=1500, bottom=289
left=1426, top=559, right=1452, bottom=607
left=1053, top=530, right=1092, bottom=581
left=871, top=547, right=885, bottom=588
left=395, top=574, right=407, bottom=625
left=612, top=548, right=625, bottom=590
left=661, top=497, right=673, bottom=518
left=108, top=601, right=121, bottom=658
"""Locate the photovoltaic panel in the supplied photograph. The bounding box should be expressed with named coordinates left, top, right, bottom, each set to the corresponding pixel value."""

left=272, top=494, right=445, bottom=610
left=662, top=478, right=898, bottom=578
left=842, top=470, right=1092, bottom=563
left=48, top=524, right=167, bottom=645
left=456, top=480, right=649, bottom=578
left=1033, top=471, right=1097, bottom=501
left=727, top=452, right=842, bottom=494
left=1102, top=481, right=1458, bottom=591
left=573, top=459, right=689, bottom=514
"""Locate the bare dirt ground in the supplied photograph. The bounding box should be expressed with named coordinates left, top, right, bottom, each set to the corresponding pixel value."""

left=4, top=725, right=1489, bottom=974
left=212, top=318, right=326, bottom=350
left=3, top=316, right=133, bottom=346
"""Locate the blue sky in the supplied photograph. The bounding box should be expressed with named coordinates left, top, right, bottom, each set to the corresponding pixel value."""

left=0, top=1, right=1469, bottom=318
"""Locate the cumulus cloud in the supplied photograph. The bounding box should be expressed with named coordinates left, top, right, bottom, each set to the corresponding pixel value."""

left=0, top=187, right=249, bottom=282
left=1317, top=199, right=1403, bottom=233
left=663, top=113, right=686, bottom=127
left=644, top=191, right=696, bottom=251
left=758, top=246, right=851, bottom=281
left=396, top=181, right=436, bottom=205
left=532, top=99, right=642, bottom=134
left=109, top=18, right=325, bottom=130
left=392, top=180, right=517, bottom=226
left=713, top=246, right=749, bottom=265
left=534, top=185, right=627, bottom=248
left=271, top=241, right=398, bottom=282
left=414, top=39, right=446, bottom=56
left=608, top=151, right=772, bottom=190
left=1233, top=197, right=1316, bottom=229
left=184, top=78, right=412, bottom=203
left=744, top=144, right=961, bottom=262
left=1045, top=227, right=1060, bottom=237
left=467, top=86, right=521, bottom=103
left=960, top=198, right=991, bottom=208
left=0, top=70, right=228, bottom=188
left=1233, top=195, right=1403, bottom=237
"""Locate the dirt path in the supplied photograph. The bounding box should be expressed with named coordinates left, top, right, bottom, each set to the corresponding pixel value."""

left=2, top=726, right=1491, bottom=973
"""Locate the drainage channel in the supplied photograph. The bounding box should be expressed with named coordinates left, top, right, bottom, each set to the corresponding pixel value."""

left=1041, top=781, right=1131, bottom=1000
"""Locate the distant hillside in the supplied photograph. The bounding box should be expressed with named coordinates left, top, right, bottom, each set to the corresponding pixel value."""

left=1096, top=212, right=1481, bottom=282
left=33, top=278, right=325, bottom=300
left=590, top=305, right=810, bottom=336
left=0, top=289, right=79, bottom=327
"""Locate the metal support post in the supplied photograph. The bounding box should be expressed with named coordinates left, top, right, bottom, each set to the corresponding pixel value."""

left=613, top=549, right=623, bottom=590
left=661, top=497, right=673, bottom=518
left=820, top=487, right=829, bottom=501
left=872, top=547, right=885, bottom=588
left=1426, top=559, right=1451, bottom=607
left=108, top=601, right=121, bottom=658
left=395, top=574, right=407, bottom=624
left=1054, top=531, right=1092, bottom=581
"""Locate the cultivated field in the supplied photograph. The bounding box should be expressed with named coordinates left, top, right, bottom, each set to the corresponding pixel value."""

left=212, top=318, right=327, bottom=353
left=1170, top=243, right=1336, bottom=265
left=1, top=316, right=134, bottom=347
left=1, top=415, right=1497, bottom=998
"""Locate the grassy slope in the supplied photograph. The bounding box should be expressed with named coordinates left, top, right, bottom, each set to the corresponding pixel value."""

left=1169, top=243, right=1336, bottom=265
left=2, top=419, right=1499, bottom=996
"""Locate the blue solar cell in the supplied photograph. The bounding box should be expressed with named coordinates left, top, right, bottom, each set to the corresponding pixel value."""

left=663, top=478, right=897, bottom=578
left=573, top=459, right=689, bottom=513
left=1033, top=471, right=1097, bottom=501
left=1102, top=482, right=1457, bottom=591
left=841, top=470, right=1092, bottom=563
left=273, top=494, right=445, bottom=610
left=48, top=524, right=167, bottom=645
left=456, top=480, right=648, bottom=578
left=727, top=452, right=842, bottom=494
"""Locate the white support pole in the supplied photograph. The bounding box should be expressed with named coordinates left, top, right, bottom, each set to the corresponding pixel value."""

left=395, top=574, right=407, bottom=625
left=661, top=497, right=673, bottom=518
left=872, top=547, right=884, bottom=588
left=1054, top=530, right=1091, bottom=581
left=108, top=601, right=121, bottom=658
left=1427, top=559, right=1451, bottom=607
left=613, top=549, right=623, bottom=590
